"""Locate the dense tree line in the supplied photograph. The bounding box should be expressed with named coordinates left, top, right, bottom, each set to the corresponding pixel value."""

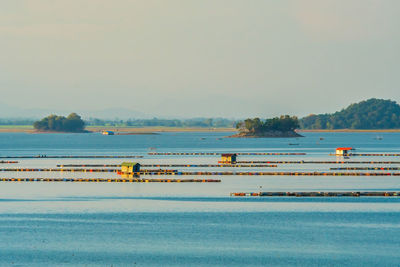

left=0, top=119, right=35, bottom=125
left=236, top=115, right=299, bottom=134
left=300, top=98, right=400, bottom=129
left=85, top=118, right=236, bottom=128
left=33, top=113, right=85, bottom=132
left=8, top=98, right=400, bottom=131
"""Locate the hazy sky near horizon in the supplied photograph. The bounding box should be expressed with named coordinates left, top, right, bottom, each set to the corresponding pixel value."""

left=1, top=0, right=399, bottom=118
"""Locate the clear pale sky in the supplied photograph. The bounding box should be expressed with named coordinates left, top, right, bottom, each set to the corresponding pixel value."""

left=1, top=0, right=399, bottom=118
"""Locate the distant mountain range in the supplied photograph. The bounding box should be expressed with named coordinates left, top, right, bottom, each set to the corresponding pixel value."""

left=0, top=102, right=150, bottom=120
left=300, top=98, right=400, bottom=129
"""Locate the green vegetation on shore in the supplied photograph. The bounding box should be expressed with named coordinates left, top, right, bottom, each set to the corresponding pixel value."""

left=300, top=98, right=400, bottom=129
left=33, top=113, right=85, bottom=132
left=85, top=118, right=235, bottom=128
left=2, top=98, right=400, bottom=132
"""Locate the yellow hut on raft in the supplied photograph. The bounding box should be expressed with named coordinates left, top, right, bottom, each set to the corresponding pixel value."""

left=335, top=147, right=354, bottom=156
left=219, top=153, right=237, bottom=164
left=121, top=162, right=141, bottom=173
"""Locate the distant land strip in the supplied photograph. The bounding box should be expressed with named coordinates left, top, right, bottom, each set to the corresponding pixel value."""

left=1, top=125, right=400, bottom=133
left=0, top=126, right=236, bottom=133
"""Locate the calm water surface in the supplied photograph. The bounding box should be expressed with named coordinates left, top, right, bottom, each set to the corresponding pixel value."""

left=0, top=132, right=399, bottom=266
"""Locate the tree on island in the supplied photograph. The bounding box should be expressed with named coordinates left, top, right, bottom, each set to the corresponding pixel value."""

left=235, top=115, right=300, bottom=137
left=300, top=98, right=400, bottom=129
left=33, top=113, right=85, bottom=132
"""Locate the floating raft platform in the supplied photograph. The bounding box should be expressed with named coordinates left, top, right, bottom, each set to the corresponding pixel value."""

left=148, top=152, right=306, bottom=156
left=0, top=177, right=220, bottom=183
left=330, top=153, right=400, bottom=157
left=57, top=161, right=400, bottom=168
left=237, top=160, right=400, bottom=164
left=0, top=155, right=143, bottom=159
left=331, top=167, right=400, bottom=170
left=231, top=191, right=400, bottom=197
left=4, top=168, right=400, bottom=176
left=57, top=164, right=278, bottom=168
left=0, top=168, right=177, bottom=173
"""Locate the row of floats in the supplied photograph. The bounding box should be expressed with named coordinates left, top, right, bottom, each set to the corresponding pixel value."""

left=330, top=153, right=400, bottom=157
left=57, top=164, right=278, bottom=168
left=238, top=160, right=400, bottom=164
left=148, top=152, right=306, bottom=156
left=0, top=177, right=221, bottom=183
left=2, top=168, right=400, bottom=176
left=331, top=167, right=400, bottom=170
left=56, top=162, right=400, bottom=168
left=0, top=155, right=143, bottom=159
left=231, top=191, right=400, bottom=197
left=1, top=148, right=400, bottom=160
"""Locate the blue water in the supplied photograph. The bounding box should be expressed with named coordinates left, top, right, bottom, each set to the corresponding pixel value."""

left=1, top=212, right=399, bottom=266
left=1, top=131, right=400, bottom=155
left=1, top=131, right=400, bottom=266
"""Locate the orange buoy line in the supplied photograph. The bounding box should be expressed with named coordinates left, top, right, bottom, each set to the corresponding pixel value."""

left=0, top=177, right=220, bottom=183
left=0, top=155, right=143, bottom=159
left=0, top=168, right=179, bottom=173
left=56, top=164, right=278, bottom=168
left=231, top=191, right=400, bottom=197
left=0, top=161, right=18, bottom=164
left=330, top=153, right=400, bottom=157
left=148, top=152, right=306, bottom=156
left=331, top=167, right=400, bottom=170
left=3, top=168, right=400, bottom=176
left=237, top=160, right=400, bottom=164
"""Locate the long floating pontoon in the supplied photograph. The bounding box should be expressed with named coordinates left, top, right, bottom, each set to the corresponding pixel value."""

left=4, top=168, right=400, bottom=176
left=148, top=152, right=306, bottom=156
left=56, top=162, right=400, bottom=168
left=56, top=164, right=278, bottom=168
left=0, top=168, right=174, bottom=173
left=331, top=167, right=400, bottom=170
left=330, top=153, right=400, bottom=157
left=0, top=156, right=143, bottom=159
left=237, top=161, right=400, bottom=164
left=231, top=191, right=400, bottom=197
left=0, top=161, right=18, bottom=164
left=0, top=177, right=220, bottom=183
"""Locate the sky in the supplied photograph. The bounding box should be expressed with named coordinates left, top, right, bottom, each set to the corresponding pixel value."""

left=0, top=0, right=399, bottom=118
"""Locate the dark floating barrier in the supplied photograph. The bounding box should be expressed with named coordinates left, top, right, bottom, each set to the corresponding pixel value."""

left=331, top=167, right=400, bottom=170
left=0, top=177, right=220, bottom=183
left=238, top=160, right=400, bottom=164
left=4, top=168, right=400, bottom=176
left=0, top=168, right=178, bottom=174
left=0, top=161, right=18, bottom=164
left=230, top=191, right=400, bottom=197
left=0, top=155, right=143, bottom=159
left=330, top=153, right=400, bottom=157
left=148, top=152, right=306, bottom=156
left=57, top=164, right=278, bottom=168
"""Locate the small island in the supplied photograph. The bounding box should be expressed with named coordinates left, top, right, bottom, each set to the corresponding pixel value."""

left=230, top=115, right=302, bottom=138
left=33, top=113, right=86, bottom=133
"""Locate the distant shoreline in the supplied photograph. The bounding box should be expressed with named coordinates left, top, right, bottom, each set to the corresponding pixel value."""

left=1, top=126, right=400, bottom=133
left=0, top=126, right=236, bottom=133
